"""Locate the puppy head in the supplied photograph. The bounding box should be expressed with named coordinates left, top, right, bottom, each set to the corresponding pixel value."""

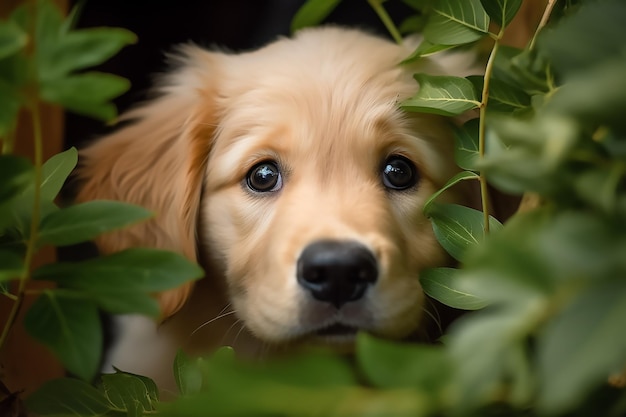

left=78, top=27, right=470, bottom=344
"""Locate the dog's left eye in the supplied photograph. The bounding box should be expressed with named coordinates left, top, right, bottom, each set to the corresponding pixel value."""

left=246, top=161, right=283, bottom=192
left=382, top=155, right=418, bottom=190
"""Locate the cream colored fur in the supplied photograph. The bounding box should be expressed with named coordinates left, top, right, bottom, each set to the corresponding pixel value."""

left=77, top=27, right=478, bottom=389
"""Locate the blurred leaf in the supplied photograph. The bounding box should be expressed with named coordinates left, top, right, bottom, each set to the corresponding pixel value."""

left=426, top=203, right=502, bottom=262
left=454, top=118, right=479, bottom=170
left=538, top=280, right=626, bottom=414
left=0, top=250, right=23, bottom=282
left=401, top=39, right=455, bottom=64
left=26, top=378, right=113, bottom=417
left=174, top=350, right=203, bottom=396
left=423, top=171, right=479, bottom=213
left=0, top=20, right=26, bottom=60
left=291, top=0, right=342, bottom=32
left=38, top=201, right=152, bottom=247
left=24, top=291, right=102, bottom=381
left=40, top=72, right=130, bottom=121
left=420, top=267, right=487, bottom=310
left=38, top=28, right=136, bottom=81
left=424, top=0, right=489, bottom=45
left=402, top=74, right=480, bottom=116
left=538, top=0, right=626, bottom=78
left=480, top=0, right=522, bottom=28
left=0, top=155, right=33, bottom=231
left=99, top=371, right=158, bottom=417
left=357, top=333, right=450, bottom=393
left=0, top=79, right=22, bottom=136
left=399, top=15, right=428, bottom=35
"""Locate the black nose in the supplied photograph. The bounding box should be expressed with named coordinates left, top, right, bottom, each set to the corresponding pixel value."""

left=296, top=240, right=378, bottom=308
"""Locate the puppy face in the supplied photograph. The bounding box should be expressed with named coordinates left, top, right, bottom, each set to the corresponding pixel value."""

left=78, top=27, right=467, bottom=352
left=200, top=29, right=460, bottom=344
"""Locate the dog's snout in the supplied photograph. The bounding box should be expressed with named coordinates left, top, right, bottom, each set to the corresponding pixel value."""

left=297, top=240, right=378, bottom=308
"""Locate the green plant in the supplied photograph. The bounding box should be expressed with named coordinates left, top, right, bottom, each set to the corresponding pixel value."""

left=0, top=0, right=201, bottom=389
left=11, top=0, right=626, bottom=416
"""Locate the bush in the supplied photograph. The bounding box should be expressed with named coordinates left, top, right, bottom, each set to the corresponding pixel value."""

left=3, top=0, right=626, bottom=416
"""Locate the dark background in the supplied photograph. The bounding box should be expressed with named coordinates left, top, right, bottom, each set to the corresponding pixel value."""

left=65, top=0, right=414, bottom=150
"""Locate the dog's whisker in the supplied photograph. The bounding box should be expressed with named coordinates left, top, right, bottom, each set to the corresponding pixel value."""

left=421, top=304, right=443, bottom=337
left=221, top=319, right=244, bottom=346
left=190, top=308, right=237, bottom=337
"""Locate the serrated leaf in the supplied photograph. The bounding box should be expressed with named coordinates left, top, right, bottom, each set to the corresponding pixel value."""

left=402, top=74, right=480, bottom=116
left=424, top=0, right=489, bottom=45
left=538, top=280, right=626, bottom=414
left=0, top=20, right=27, bottom=60
left=454, top=118, right=479, bottom=171
left=291, top=0, right=342, bottom=32
left=480, top=0, right=522, bottom=27
left=420, top=267, right=487, bottom=310
left=427, top=203, right=502, bottom=261
left=100, top=371, right=158, bottom=416
left=24, top=291, right=102, bottom=381
left=0, top=250, right=24, bottom=282
left=423, top=171, right=479, bottom=213
left=26, top=378, right=113, bottom=416
left=40, top=72, right=130, bottom=121
left=38, top=28, right=136, bottom=81
left=38, top=200, right=153, bottom=247
left=174, top=350, right=203, bottom=396
left=357, top=333, right=450, bottom=391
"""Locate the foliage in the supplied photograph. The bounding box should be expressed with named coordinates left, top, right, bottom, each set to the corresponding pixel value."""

left=0, top=0, right=202, bottom=386
left=7, top=0, right=626, bottom=416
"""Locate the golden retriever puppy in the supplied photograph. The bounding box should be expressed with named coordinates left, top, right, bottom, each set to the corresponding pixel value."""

left=77, top=26, right=477, bottom=388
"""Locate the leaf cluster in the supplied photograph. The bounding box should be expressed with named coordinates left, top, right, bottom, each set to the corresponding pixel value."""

left=0, top=0, right=202, bottom=385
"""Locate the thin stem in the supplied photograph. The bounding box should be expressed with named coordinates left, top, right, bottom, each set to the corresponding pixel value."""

left=0, top=104, right=43, bottom=351
left=477, top=34, right=503, bottom=235
left=529, top=0, right=558, bottom=50
left=368, top=0, right=403, bottom=45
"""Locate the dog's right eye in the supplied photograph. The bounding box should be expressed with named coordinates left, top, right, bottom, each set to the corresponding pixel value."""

left=246, top=161, right=283, bottom=193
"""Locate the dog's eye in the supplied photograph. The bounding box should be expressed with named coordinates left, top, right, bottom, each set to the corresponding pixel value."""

left=246, top=161, right=282, bottom=192
left=382, top=155, right=418, bottom=190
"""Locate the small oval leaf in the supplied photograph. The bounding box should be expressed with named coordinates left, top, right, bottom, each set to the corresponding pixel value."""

left=402, top=74, right=480, bottom=116
left=420, top=267, right=488, bottom=310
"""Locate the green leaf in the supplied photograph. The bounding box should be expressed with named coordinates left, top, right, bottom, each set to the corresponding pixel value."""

left=26, top=378, right=114, bottom=416
left=420, top=267, right=487, bottom=310
left=99, top=371, right=159, bottom=417
left=424, top=0, right=489, bottom=45
left=0, top=155, right=33, bottom=231
left=357, top=333, right=450, bottom=392
left=401, top=40, right=455, bottom=64
left=0, top=79, right=22, bottom=136
left=453, top=118, right=479, bottom=171
left=24, top=291, right=102, bottom=381
left=426, top=203, right=502, bottom=262
left=32, top=249, right=203, bottom=316
left=423, top=171, right=479, bottom=213
left=174, top=350, right=203, bottom=396
left=480, top=0, right=522, bottom=28
left=290, top=0, right=342, bottom=33
left=38, top=27, right=136, bottom=81
left=402, top=74, right=480, bottom=116
left=0, top=250, right=24, bottom=282
left=538, top=280, right=626, bottom=414
left=40, top=72, right=130, bottom=121
left=40, top=147, right=78, bottom=202
left=38, top=201, right=153, bottom=247
left=0, top=20, right=27, bottom=59
left=468, top=75, right=531, bottom=113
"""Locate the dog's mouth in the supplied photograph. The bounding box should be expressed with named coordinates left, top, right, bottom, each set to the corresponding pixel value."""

left=313, top=323, right=359, bottom=342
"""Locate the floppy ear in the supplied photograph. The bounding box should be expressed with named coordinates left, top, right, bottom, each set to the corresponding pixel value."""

left=76, top=45, right=222, bottom=318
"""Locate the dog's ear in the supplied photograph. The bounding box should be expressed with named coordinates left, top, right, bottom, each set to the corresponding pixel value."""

left=76, top=45, right=223, bottom=318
